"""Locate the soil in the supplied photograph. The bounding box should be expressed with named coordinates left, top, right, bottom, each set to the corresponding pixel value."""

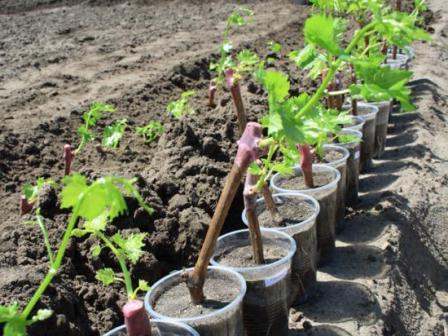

left=276, top=173, right=334, bottom=191
left=313, top=150, right=344, bottom=165
left=257, top=198, right=315, bottom=228
left=0, top=0, right=447, bottom=335
left=214, top=244, right=286, bottom=268
left=152, top=276, right=238, bottom=318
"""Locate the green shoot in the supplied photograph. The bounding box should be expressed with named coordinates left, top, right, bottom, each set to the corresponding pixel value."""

left=24, top=208, right=54, bottom=265
left=72, top=211, right=150, bottom=300
left=167, top=90, right=196, bottom=119
left=136, top=120, right=164, bottom=144
left=268, top=41, right=283, bottom=55
left=1, top=174, right=153, bottom=335
left=23, top=178, right=55, bottom=204
left=75, top=102, right=115, bottom=155
left=102, top=118, right=128, bottom=149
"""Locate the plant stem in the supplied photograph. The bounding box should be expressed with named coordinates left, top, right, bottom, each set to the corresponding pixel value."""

left=21, top=197, right=85, bottom=320
left=97, top=232, right=134, bottom=300
left=261, top=185, right=284, bottom=226
left=298, top=144, right=314, bottom=188
left=244, top=174, right=265, bottom=264
left=36, top=209, right=54, bottom=265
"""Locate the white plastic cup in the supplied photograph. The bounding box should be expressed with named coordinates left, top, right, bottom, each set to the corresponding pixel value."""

left=241, top=193, right=319, bottom=304
left=210, top=229, right=296, bottom=336
left=271, top=164, right=340, bottom=265
left=343, top=115, right=366, bottom=133
left=370, top=100, right=392, bottom=159
left=103, top=320, right=199, bottom=336
left=145, top=266, right=246, bottom=336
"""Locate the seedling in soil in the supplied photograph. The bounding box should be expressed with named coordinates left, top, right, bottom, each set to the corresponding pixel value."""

left=1, top=174, right=152, bottom=336
left=64, top=102, right=115, bottom=175
left=167, top=90, right=196, bottom=119
left=102, top=118, right=128, bottom=149
left=20, top=177, right=55, bottom=215
left=136, top=120, right=164, bottom=144
left=72, top=213, right=151, bottom=336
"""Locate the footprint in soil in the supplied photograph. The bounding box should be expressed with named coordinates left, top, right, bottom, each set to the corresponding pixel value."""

left=319, top=245, right=388, bottom=280
left=289, top=324, right=353, bottom=336
left=296, top=281, right=381, bottom=325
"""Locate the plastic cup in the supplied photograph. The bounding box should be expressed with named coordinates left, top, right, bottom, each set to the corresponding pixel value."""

left=145, top=266, right=246, bottom=336
left=103, top=320, right=199, bottom=336
left=241, top=193, right=319, bottom=304
left=331, top=129, right=362, bottom=207
left=210, top=229, right=295, bottom=336
left=271, top=164, right=340, bottom=265
left=343, top=102, right=379, bottom=172
left=370, top=100, right=392, bottom=159
left=343, top=115, right=366, bottom=133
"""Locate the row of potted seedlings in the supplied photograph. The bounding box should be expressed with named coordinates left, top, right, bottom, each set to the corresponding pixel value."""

left=141, top=1, right=429, bottom=335
left=1, top=0, right=429, bottom=335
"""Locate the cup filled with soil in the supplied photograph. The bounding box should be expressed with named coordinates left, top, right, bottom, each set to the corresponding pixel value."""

left=103, top=319, right=200, bottom=336
left=330, top=129, right=362, bottom=207
left=241, top=193, right=320, bottom=305
left=343, top=102, right=379, bottom=172
left=342, top=115, right=365, bottom=133
left=271, top=164, right=340, bottom=265
left=369, top=100, right=392, bottom=159
left=314, top=144, right=349, bottom=230
left=386, top=53, right=410, bottom=70
left=144, top=266, right=246, bottom=336
left=210, top=229, right=296, bottom=336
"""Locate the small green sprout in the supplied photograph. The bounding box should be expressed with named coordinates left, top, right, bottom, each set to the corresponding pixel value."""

left=72, top=211, right=150, bottom=300
left=167, top=90, right=196, bottom=119
left=102, top=118, right=128, bottom=149
left=267, top=41, right=282, bottom=55
left=23, top=178, right=55, bottom=204
left=136, top=121, right=164, bottom=144
left=75, top=102, right=115, bottom=154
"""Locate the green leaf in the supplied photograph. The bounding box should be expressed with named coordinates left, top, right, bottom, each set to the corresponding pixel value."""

left=60, top=173, right=88, bottom=209
left=4, top=319, right=27, bottom=336
left=0, top=303, right=20, bottom=323
left=31, top=309, right=52, bottom=323
left=84, top=212, right=109, bottom=232
left=136, top=120, right=164, bottom=144
left=167, top=90, right=195, bottom=119
left=102, top=119, right=127, bottom=149
left=71, top=229, right=89, bottom=238
left=267, top=41, right=282, bottom=54
left=258, top=70, right=290, bottom=105
left=248, top=162, right=262, bottom=176
left=138, top=279, right=150, bottom=292
left=96, top=268, right=116, bottom=286
left=22, top=178, right=55, bottom=203
left=288, top=45, right=316, bottom=69
left=112, top=233, right=147, bottom=264
left=91, top=244, right=102, bottom=257
left=304, top=15, right=343, bottom=56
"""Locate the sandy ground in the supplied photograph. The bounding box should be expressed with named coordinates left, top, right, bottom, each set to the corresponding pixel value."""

left=0, top=0, right=447, bottom=335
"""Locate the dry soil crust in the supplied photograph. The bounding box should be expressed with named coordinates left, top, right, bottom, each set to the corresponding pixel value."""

left=0, top=0, right=447, bottom=335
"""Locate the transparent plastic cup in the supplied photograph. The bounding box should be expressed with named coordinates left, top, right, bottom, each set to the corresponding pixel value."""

left=387, top=53, right=410, bottom=70
left=145, top=266, right=246, bottom=336
left=343, top=115, right=366, bottom=133
left=370, top=100, right=392, bottom=159
left=344, top=102, right=379, bottom=172
left=321, top=144, right=349, bottom=227
left=103, top=320, right=199, bottom=336
left=241, top=193, right=319, bottom=304
left=331, top=129, right=362, bottom=207
left=271, top=164, right=341, bottom=265
left=210, top=229, right=296, bottom=336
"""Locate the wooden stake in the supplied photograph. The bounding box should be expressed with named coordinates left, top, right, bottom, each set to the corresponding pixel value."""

left=225, top=69, right=247, bottom=135
left=244, top=174, right=265, bottom=264
left=298, top=144, right=314, bottom=188
left=186, top=122, right=263, bottom=304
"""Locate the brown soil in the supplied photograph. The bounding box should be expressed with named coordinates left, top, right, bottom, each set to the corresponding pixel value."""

left=152, top=275, right=239, bottom=319
left=214, top=244, right=287, bottom=268
left=258, top=198, right=315, bottom=228
left=0, top=0, right=447, bottom=335
left=313, top=150, right=344, bottom=164
left=277, top=173, right=334, bottom=191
